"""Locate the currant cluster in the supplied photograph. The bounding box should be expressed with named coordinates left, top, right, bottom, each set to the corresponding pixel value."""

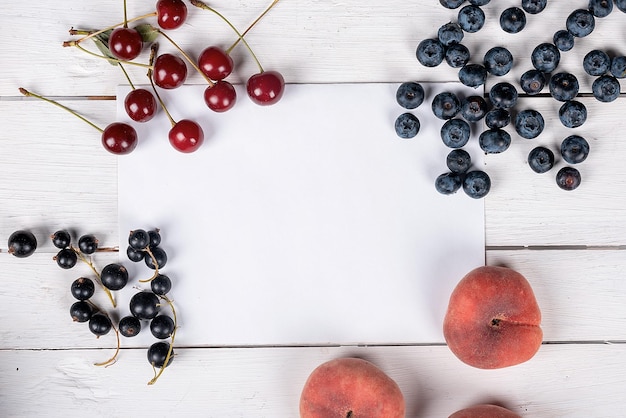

left=407, top=0, right=626, bottom=194
left=22, top=0, right=285, bottom=155
left=122, top=228, right=177, bottom=385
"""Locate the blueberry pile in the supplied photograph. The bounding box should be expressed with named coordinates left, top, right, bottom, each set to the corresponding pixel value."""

left=399, top=0, right=626, bottom=194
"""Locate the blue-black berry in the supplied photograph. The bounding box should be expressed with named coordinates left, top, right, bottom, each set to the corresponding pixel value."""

left=119, top=315, right=142, bottom=338
left=610, top=56, right=626, bottom=78
left=460, top=95, right=489, bottom=122
left=553, top=30, right=575, bottom=52
left=438, top=22, right=464, bottom=46
left=561, top=135, right=590, bottom=164
left=458, top=64, right=487, bottom=88
left=528, top=146, right=555, bottom=173
left=483, top=46, right=514, bottom=76
left=463, top=170, right=491, bottom=199
left=396, top=82, right=425, bottom=109
left=431, top=91, right=461, bottom=120
left=559, top=101, right=587, bottom=128
left=446, top=149, right=472, bottom=173
left=485, top=108, right=511, bottom=129
left=445, top=43, right=471, bottom=68
left=435, top=172, right=463, bottom=195
left=515, top=109, right=545, bottom=139
left=520, top=69, right=546, bottom=95
left=531, top=43, right=561, bottom=72
left=7, top=230, right=37, bottom=258
left=549, top=72, right=579, bottom=102
left=566, top=9, right=595, bottom=37
left=556, top=167, right=582, bottom=190
left=500, top=7, right=527, bottom=33
left=583, top=50, right=611, bottom=76
left=592, top=74, right=621, bottom=102
left=394, top=112, right=421, bottom=138
left=441, top=118, right=471, bottom=148
left=489, top=82, right=518, bottom=109
left=71, top=277, right=95, bottom=301
left=522, top=0, right=547, bottom=14
left=458, top=5, right=486, bottom=33
left=78, top=234, right=98, bottom=255
left=479, top=129, right=511, bottom=154
left=416, top=39, right=445, bottom=67
left=588, top=0, right=614, bottom=17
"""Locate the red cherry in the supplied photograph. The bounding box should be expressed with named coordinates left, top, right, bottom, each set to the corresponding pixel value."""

left=153, top=53, right=188, bottom=89
left=124, top=88, right=157, bottom=122
left=101, top=122, right=138, bottom=155
left=108, top=27, right=143, bottom=61
left=246, top=70, right=285, bottom=105
left=156, top=0, right=188, bottom=30
left=198, top=46, right=234, bottom=81
left=204, top=81, right=237, bottom=112
left=169, top=119, right=204, bottom=153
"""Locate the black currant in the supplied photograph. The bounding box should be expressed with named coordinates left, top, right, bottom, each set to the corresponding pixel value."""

left=51, top=230, right=71, bottom=249
left=119, top=315, right=142, bottom=337
left=147, top=342, right=174, bottom=368
left=78, top=234, right=98, bottom=254
left=130, top=291, right=160, bottom=320
left=128, top=229, right=150, bottom=250
left=70, top=301, right=93, bottom=323
left=100, top=263, right=129, bottom=291
left=145, top=246, right=167, bottom=270
left=55, top=248, right=78, bottom=269
left=7, top=230, right=37, bottom=258
left=148, top=229, right=162, bottom=248
left=71, top=277, right=95, bottom=300
left=89, top=313, right=112, bottom=336
left=150, top=315, right=175, bottom=339
left=151, top=274, right=172, bottom=295
left=127, top=245, right=145, bottom=262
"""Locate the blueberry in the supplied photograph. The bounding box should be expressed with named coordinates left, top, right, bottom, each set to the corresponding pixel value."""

left=514, top=109, right=545, bottom=139
left=483, top=46, right=514, bottom=76
left=479, top=129, right=511, bottom=154
left=458, top=5, right=486, bottom=33
left=396, top=82, right=425, bottom=109
left=446, top=149, right=472, bottom=173
left=592, top=74, right=621, bottom=102
left=522, top=0, right=547, bottom=14
left=431, top=91, right=461, bottom=120
left=553, top=30, right=575, bottom=52
left=588, top=0, right=613, bottom=17
left=484, top=108, right=511, bottom=129
left=460, top=95, right=489, bottom=122
left=549, top=72, right=579, bottom=102
left=463, top=170, right=491, bottom=198
left=528, top=146, right=555, bottom=173
left=439, top=0, right=465, bottom=8
left=617, top=0, right=626, bottom=11
left=566, top=9, right=595, bottom=37
left=458, top=64, right=487, bottom=88
left=416, top=39, right=445, bottom=67
left=441, top=118, right=471, bottom=148
left=394, top=113, right=421, bottom=138
left=469, top=0, right=490, bottom=5
left=561, top=135, right=590, bottom=164
left=435, top=172, right=463, bottom=195
left=559, top=101, right=587, bottom=128
left=583, top=49, right=611, bottom=76
left=489, top=82, right=518, bottom=109
left=520, top=69, right=546, bottom=95
left=610, top=56, right=626, bottom=78
left=445, top=43, right=471, bottom=68
left=531, top=43, right=560, bottom=72
left=438, top=22, right=464, bottom=46
left=556, top=167, right=582, bottom=190
left=500, top=7, right=527, bottom=33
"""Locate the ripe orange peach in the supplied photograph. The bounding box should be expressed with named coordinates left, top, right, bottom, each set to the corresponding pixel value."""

left=443, top=265, right=542, bottom=369
left=449, top=404, right=521, bottom=418
left=299, top=357, right=405, bottom=418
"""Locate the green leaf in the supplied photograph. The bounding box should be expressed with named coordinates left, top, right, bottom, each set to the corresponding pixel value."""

left=91, top=29, right=119, bottom=66
left=135, top=24, right=159, bottom=44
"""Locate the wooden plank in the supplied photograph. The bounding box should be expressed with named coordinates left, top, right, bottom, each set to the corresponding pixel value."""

left=1, top=249, right=624, bottom=350
left=3, top=1, right=626, bottom=96
left=1, top=344, right=624, bottom=417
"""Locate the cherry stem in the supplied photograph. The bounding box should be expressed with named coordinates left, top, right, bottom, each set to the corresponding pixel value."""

left=229, top=0, right=280, bottom=52
left=19, top=88, right=104, bottom=133
left=65, top=11, right=157, bottom=46
left=72, top=43, right=152, bottom=68
left=155, top=28, right=214, bottom=86
left=73, top=247, right=117, bottom=308
left=123, top=0, right=129, bottom=28
left=147, top=295, right=177, bottom=385
left=147, top=44, right=177, bottom=127
left=87, top=301, right=121, bottom=367
left=138, top=246, right=160, bottom=283
left=118, top=63, right=136, bottom=90
left=190, top=0, right=266, bottom=73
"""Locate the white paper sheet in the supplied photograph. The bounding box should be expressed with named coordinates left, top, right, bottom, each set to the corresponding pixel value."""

left=117, top=82, right=485, bottom=346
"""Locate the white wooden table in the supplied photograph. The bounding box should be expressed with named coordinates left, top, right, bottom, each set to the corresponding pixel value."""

left=1, top=1, right=626, bottom=416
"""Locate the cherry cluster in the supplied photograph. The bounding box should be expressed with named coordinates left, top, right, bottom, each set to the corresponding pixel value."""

left=45, top=228, right=177, bottom=384
left=21, top=0, right=284, bottom=155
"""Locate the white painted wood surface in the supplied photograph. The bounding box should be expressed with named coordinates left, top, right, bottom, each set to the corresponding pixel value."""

left=1, top=1, right=626, bottom=417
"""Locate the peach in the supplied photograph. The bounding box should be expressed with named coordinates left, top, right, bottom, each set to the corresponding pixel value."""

left=443, top=265, right=542, bottom=369
left=299, top=357, right=405, bottom=418
left=449, top=404, right=521, bottom=418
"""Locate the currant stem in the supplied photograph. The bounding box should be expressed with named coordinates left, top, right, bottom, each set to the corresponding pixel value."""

left=138, top=246, right=160, bottom=283
left=72, top=43, right=152, bottom=68
left=19, top=88, right=104, bottom=133
left=65, top=11, right=157, bottom=46
left=190, top=0, right=265, bottom=73
left=87, top=301, right=121, bottom=367
left=148, top=295, right=177, bottom=385
left=155, top=29, right=214, bottom=86
left=74, top=247, right=117, bottom=308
